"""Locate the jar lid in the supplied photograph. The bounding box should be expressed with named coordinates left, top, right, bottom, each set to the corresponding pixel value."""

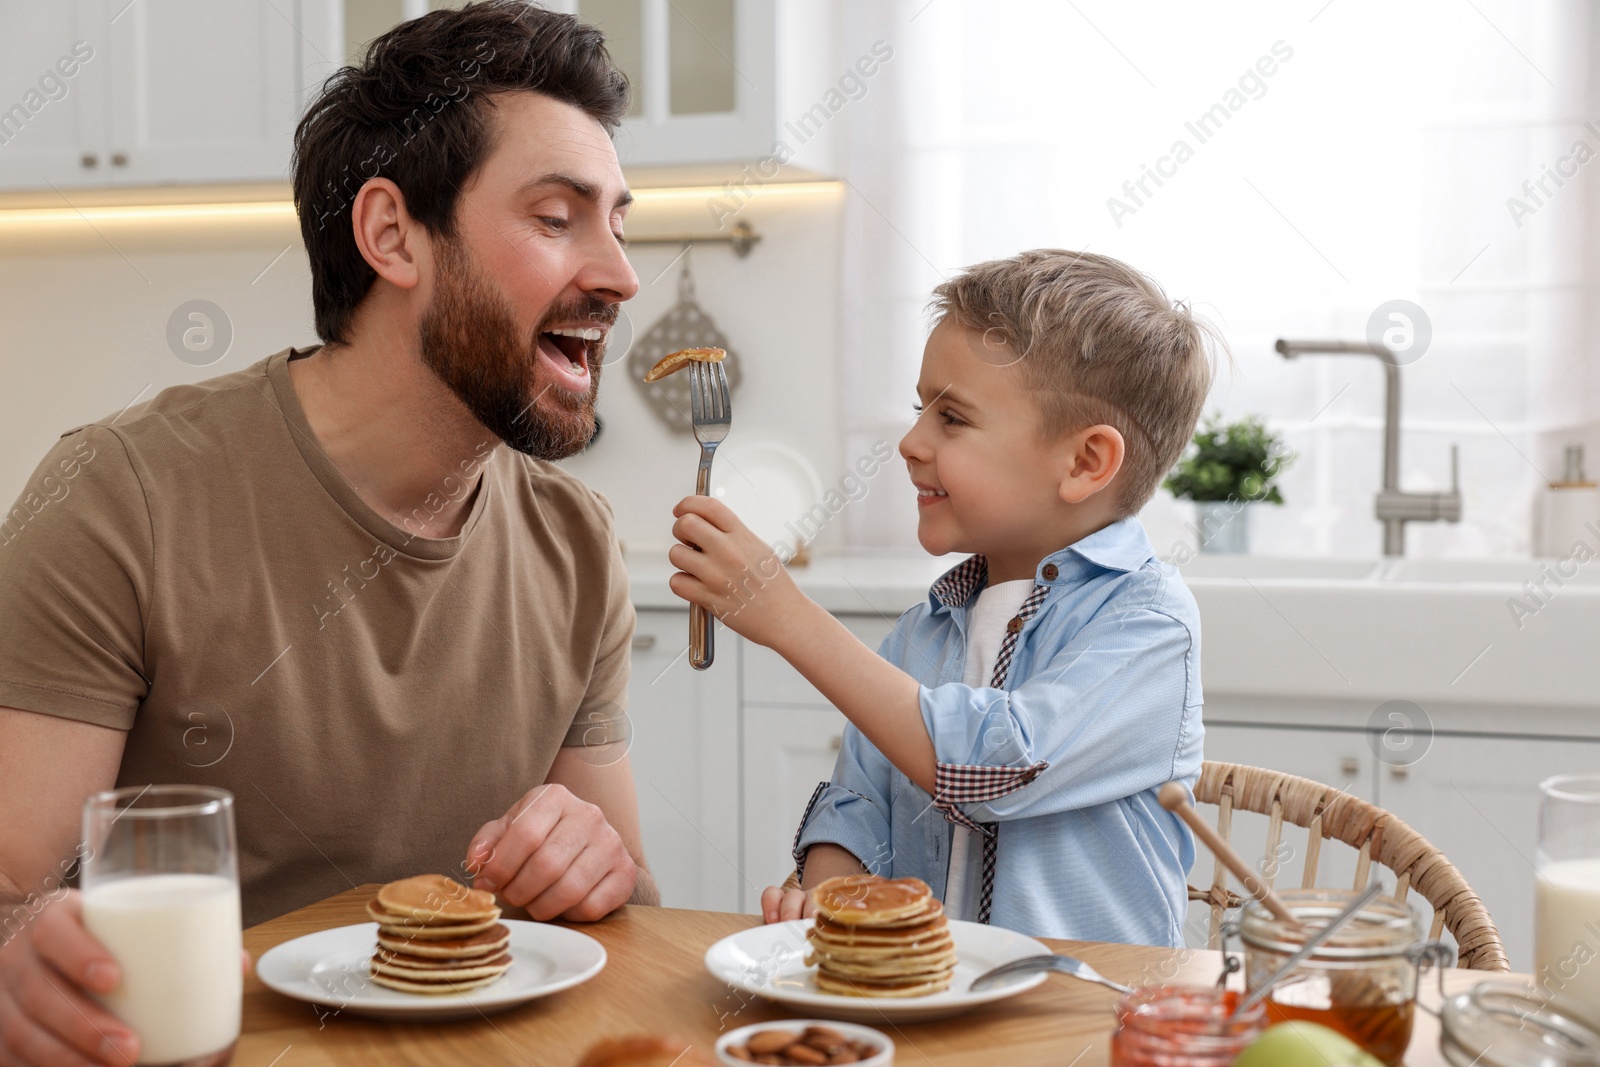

left=1442, top=982, right=1600, bottom=1067
left=1240, top=887, right=1420, bottom=960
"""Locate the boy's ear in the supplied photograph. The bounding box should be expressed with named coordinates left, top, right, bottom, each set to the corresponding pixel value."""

left=1058, top=424, right=1125, bottom=504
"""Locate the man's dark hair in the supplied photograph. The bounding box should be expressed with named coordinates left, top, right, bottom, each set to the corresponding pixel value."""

left=292, top=1, right=630, bottom=344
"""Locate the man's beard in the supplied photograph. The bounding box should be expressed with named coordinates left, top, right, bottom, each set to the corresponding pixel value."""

left=418, top=235, right=612, bottom=460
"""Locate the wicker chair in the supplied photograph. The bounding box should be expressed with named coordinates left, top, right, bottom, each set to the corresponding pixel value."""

left=1191, top=761, right=1509, bottom=971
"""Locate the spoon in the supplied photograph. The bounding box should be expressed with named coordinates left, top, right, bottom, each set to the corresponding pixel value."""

left=969, top=953, right=1135, bottom=995
left=1230, top=880, right=1385, bottom=1019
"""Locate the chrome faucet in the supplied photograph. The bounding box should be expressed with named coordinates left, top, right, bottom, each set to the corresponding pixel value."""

left=1276, top=339, right=1461, bottom=557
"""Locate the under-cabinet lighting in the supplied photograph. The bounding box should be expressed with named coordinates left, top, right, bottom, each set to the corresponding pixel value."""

left=0, top=181, right=843, bottom=227
left=0, top=201, right=296, bottom=225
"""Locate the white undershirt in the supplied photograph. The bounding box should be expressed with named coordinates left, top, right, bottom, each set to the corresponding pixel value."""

left=943, top=578, right=1035, bottom=921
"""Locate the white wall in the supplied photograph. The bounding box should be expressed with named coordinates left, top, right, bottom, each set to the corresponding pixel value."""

left=0, top=186, right=843, bottom=555
left=0, top=214, right=315, bottom=496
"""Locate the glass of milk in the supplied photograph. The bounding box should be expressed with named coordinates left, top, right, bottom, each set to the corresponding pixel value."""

left=81, top=786, right=242, bottom=1067
left=1536, top=774, right=1600, bottom=1017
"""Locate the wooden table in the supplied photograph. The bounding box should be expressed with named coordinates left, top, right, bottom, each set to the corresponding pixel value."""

left=237, top=885, right=1505, bottom=1066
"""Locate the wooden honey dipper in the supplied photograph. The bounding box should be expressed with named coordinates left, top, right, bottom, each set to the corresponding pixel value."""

left=1159, top=781, right=1299, bottom=925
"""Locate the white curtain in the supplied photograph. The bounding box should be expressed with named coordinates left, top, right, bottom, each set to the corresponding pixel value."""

left=835, top=0, right=1594, bottom=558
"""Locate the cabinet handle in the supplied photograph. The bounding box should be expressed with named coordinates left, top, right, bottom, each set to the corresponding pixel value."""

left=110, top=152, right=128, bottom=167
left=631, top=634, right=657, bottom=651
left=80, top=153, right=98, bottom=168
left=1389, top=765, right=1408, bottom=780
left=829, top=735, right=842, bottom=752
left=1340, top=757, right=1360, bottom=777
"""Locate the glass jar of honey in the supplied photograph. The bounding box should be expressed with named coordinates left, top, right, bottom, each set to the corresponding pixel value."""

left=1110, top=985, right=1266, bottom=1067
left=1440, top=981, right=1600, bottom=1067
left=1239, top=888, right=1422, bottom=1067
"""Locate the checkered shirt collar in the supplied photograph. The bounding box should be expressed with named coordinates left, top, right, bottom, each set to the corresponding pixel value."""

left=928, top=554, right=989, bottom=609
left=926, top=519, right=1157, bottom=611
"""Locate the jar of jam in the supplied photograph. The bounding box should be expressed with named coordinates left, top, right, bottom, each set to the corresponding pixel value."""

left=1110, top=984, right=1266, bottom=1067
left=1440, top=981, right=1600, bottom=1066
left=1238, top=888, right=1423, bottom=1067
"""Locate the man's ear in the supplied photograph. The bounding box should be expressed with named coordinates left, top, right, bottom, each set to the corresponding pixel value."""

left=350, top=177, right=424, bottom=292
left=1058, top=423, right=1126, bottom=504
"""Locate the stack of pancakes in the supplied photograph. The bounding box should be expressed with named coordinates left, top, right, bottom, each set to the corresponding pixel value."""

left=364, top=875, right=513, bottom=994
left=805, top=875, right=957, bottom=998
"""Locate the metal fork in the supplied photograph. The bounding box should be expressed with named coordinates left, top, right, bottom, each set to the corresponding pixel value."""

left=687, top=360, right=732, bottom=670
left=969, top=953, right=1135, bottom=995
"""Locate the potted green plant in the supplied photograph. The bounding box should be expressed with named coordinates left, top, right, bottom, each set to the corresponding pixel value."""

left=1164, top=414, right=1293, bottom=553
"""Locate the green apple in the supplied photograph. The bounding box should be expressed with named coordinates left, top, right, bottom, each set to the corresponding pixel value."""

left=1232, top=1021, right=1385, bottom=1067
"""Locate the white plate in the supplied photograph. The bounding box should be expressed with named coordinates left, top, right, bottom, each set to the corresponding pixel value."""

left=256, top=920, right=605, bottom=1022
left=703, top=919, right=1050, bottom=1023
left=709, top=440, right=826, bottom=562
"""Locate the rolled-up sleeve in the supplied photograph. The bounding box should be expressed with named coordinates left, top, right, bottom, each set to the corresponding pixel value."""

left=921, top=604, right=1197, bottom=823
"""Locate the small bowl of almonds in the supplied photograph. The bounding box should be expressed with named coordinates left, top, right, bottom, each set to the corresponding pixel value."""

left=715, top=1020, right=893, bottom=1066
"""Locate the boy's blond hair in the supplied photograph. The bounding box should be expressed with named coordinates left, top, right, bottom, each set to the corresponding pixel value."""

left=930, top=249, right=1218, bottom=518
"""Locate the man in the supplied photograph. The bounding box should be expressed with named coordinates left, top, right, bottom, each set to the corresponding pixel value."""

left=0, top=5, right=656, bottom=1064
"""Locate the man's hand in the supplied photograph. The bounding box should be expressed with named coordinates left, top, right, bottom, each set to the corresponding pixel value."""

left=465, top=784, right=638, bottom=922
left=0, top=891, right=137, bottom=1067
left=668, top=496, right=806, bottom=649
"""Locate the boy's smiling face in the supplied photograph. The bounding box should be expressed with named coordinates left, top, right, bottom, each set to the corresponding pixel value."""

left=899, top=318, right=1124, bottom=582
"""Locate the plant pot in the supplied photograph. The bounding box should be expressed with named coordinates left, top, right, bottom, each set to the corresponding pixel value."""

left=1195, top=500, right=1250, bottom=554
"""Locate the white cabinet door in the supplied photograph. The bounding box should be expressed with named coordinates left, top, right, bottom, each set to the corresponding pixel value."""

left=1196, top=721, right=1377, bottom=899
left=576, top=0, right=779, bottom=168
left=625, top=609, right=741, bottom=911
left=0, top=1, right=109, bottom=189
left=1379, top=733, right=1600, bottom=972
left=740, top=701, right=847, bottom=914
left=1188, top=722, right=1378, bottom=948
left=738, top=614, right=893, bottom=914
left=105, top=0, right=301, bottom=184
left=741, top=615, right=894, bottom=709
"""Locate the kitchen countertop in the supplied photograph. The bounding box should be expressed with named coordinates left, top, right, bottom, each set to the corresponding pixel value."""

left=624, top=547, right=961, bottom=615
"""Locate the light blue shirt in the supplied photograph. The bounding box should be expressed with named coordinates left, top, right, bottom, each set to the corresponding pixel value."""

left=793, top=517, right=1203, bottom=946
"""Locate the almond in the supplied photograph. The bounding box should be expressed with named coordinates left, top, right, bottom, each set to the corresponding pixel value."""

left=745, top=1030, right=797, bottom=1055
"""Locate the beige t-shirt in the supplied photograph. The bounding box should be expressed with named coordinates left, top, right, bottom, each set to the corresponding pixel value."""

left=0, top=348, right=634, bottom=925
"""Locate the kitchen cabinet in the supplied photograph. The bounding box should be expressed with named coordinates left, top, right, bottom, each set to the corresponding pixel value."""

left=624, top=609, right=740, bottom=911
left=0, top=2, right=109, bottom=190
left=1201, top=718, right=1600, bottom=971
left=624, top=604, right=893, bottom=914
left=560, top=0, right=842, bottom=175
left=566, top=0, right=775, bottom=168
left=340, top=0, right=814, bottom=173
left=0, top=1, right=841, bottom=192
left=740, top=702, right=847, bottom=913
left=1186, top=722, right=1377, bottom=947
left=0, top=0, right=325, bottom=192
left=104, top=0, right=303, bottom=185
left=740, top=613, right=894, bottom=913
left=1380, top=732, right=1600, bottom=972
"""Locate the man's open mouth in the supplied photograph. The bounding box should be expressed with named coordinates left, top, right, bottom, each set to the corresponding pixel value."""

left=536, top=325, right=604, bottom=391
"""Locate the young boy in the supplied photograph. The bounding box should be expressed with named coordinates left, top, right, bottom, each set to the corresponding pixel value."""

left=667, top=250, right=1215, bottom=945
